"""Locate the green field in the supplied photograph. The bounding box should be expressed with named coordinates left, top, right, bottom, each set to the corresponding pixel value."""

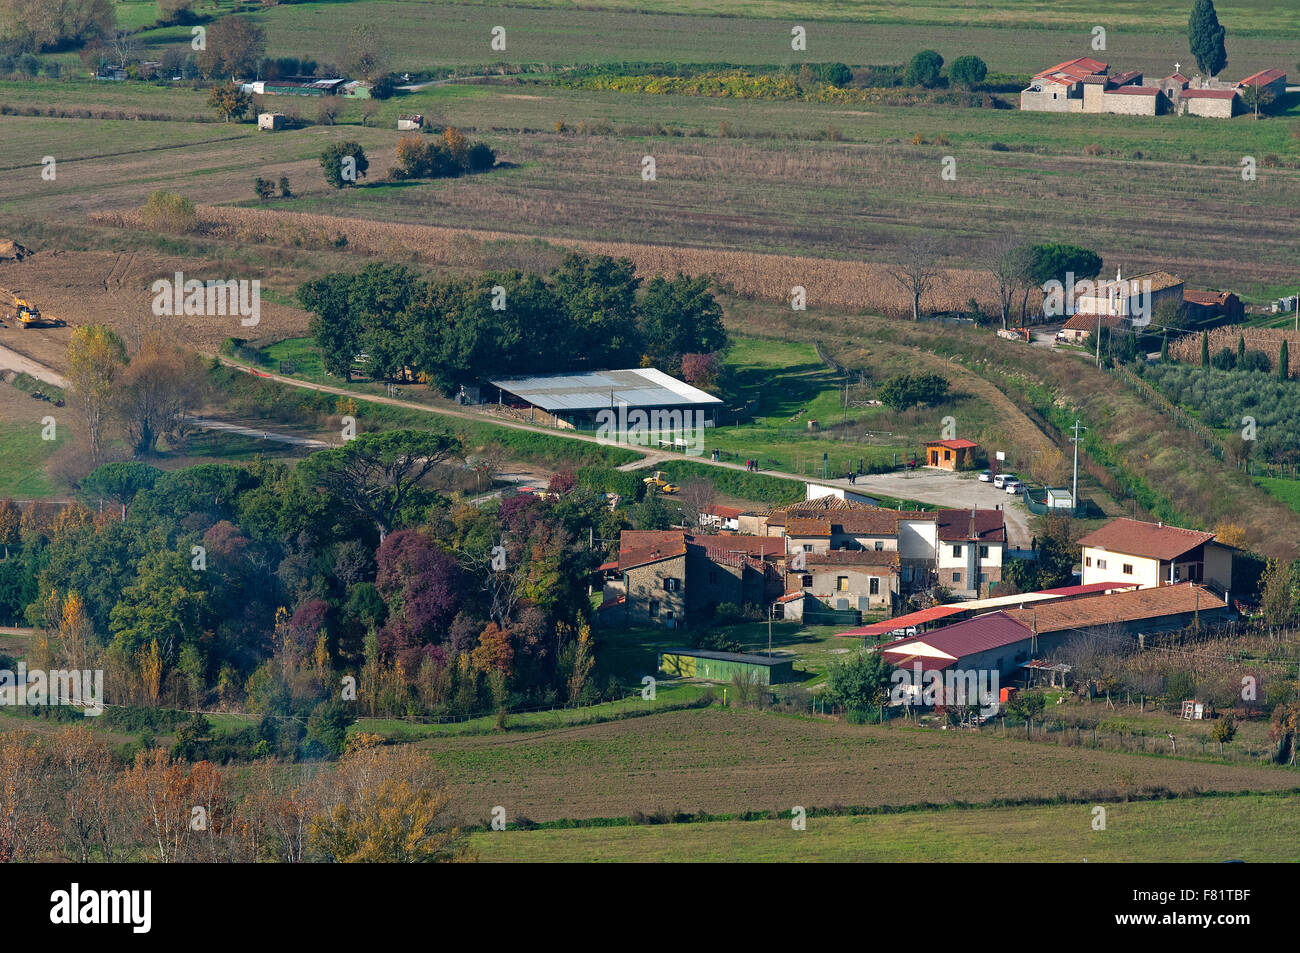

left=470, top=792, right=1300, bottom=862
left=114, top=0, right=1300, bottom=76
left=1256, top=476, right=1300, bottom=514
left=0, top=421, right=63, bottom=498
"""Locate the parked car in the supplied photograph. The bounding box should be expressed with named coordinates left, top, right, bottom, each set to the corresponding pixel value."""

left=993, top=473, right=1015, bottom=488
left=978, top=470, right=992, bottom=482
left=1005, top=479, right=1022, bottom=494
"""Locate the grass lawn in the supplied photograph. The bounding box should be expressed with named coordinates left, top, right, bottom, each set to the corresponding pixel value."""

left=469, top=792, right=1300, bottom=862
left=1255, top=476, right=1300, bottom=515
left=0, top=421, right=62, bottom=498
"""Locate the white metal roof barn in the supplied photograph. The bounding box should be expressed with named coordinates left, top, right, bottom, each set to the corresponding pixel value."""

left=489, top=368, right=722, bottom=412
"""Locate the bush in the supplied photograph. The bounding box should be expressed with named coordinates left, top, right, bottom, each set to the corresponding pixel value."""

left=370, top=73, right=398, bottom=99
left=878, top=372, right=950, bottom=411
left=465, top=141, right=496, bottom=172
left=948, top=55, right=987, bottom=88
left=141, top=190, right=197, bottom=233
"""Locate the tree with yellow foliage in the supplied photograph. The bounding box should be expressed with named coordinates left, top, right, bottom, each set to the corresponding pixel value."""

left=308, top=744, right=471, bottom=862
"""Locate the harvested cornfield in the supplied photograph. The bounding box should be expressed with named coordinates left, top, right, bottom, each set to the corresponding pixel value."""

left=91, top=205, right=995, bottom=317
left=1170, top=325, right=1300, bottom=378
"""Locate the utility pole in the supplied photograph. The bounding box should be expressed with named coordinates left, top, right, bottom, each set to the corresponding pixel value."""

left=1095, top=312, right=1102, bottom=367
left=1070, top=419, right=1086, bottom=513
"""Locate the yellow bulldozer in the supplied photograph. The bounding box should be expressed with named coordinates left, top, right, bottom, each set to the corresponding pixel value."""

left=6, top=291, right=63, bottom=329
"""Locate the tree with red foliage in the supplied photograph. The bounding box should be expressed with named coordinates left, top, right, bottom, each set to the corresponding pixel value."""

left=375, top=530, right=465, bottom=653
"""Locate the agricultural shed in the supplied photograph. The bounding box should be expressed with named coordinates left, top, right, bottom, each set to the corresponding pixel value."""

left=659, top=649, right=795, bottom=685
left=487, top=368, right=721, bottom=431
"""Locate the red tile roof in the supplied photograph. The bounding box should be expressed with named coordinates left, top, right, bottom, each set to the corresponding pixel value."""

left=1238, top=68, right=1285, bottom=87
left=936, top=508, right=1007, bottom=543
left=881, top=611, right=1035, bottom=660
left=786, top=517, right=833, bottom=537
left=1077, top=518, right=1215, bottom=561
left=1165, top=72, right=1189, bottom=84
left=689, top=534, right=785, bottom=560
left=703, top=503, right=743, bottom=520
left=1062, top=312, right=1125, bottom=332
left=1108, top=70, right=1143, bottom=86
left=775, top=591, right=804, bottom=604
left=1184, top=289, right=1232, bottom=306
left=802, top=549, right=899, bottom=569
left=618, top=530, right=688, bottom=569
left=1034, top=57, right=1107, bottom=81
left=924, top=438, right=978, bottom=450
left=1005, top=583, right=1227, bottom=634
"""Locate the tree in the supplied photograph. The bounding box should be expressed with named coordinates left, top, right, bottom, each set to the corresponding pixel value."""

left=549, top=252, right=642, bottom=366
left=208, top=81, right=251, bottom=122
left=631, top=490, right=673, bottom=530
left=197, top=15, right=264, bottom=78
left=320, top=141, right=368, bottom=189
left=1240, top=83, right=1275, bottom=119
left=370, top=73, right=398, bottom=99
left=1211, top=715, right=1236, bottom=753
left=1188, top=0, right=1228, bottom=79
left=306, top=700, right=355, bottom=759
left=1006, top=690, right=1046, bottom=729
left=987, top=238, right=1035, bottom=330
left=878, top=372, right=949, bottom=411
left=949, top=55, right=987, bottom=89
left=675, top=477, right=717, bottom=532
left=1201, top=330, right=1211, bottom=366
left=66, top=325, right=127, bottom=466
left=888, top=234, right=942, bottom=320
left=253, top=176, right=275, bottom=200
left=112, top=336, right=205, bottom=457
left=638, top=274, right=727, bottom=367
left=300, top=430, right=460, bottom=539
left=308, top=744, right=470, bottom=862
left=825, top=652, right=893, bottom=718
left=1259, top=558, right=1299, bottom=626
left=343, top=24, right=388, bottom=82
left=1280, top=339, right=1290, bottom=380
left=465, top=141, right=496, bottom=172
left=1028, top=243, right=1103, bottom=316
left=904, top=49, right=944, bottom=88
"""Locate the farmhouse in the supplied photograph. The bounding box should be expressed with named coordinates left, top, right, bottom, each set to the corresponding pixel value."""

left=1077, top=518, right=1234, bottom=593
left=1179, top=88, right=1238, bottom=118
left=659, top=648, right=795, bottom=685
left=1183, top=289, right=1243, bottom=324
left=1056, top=270, right=1184, bottom=342
left=923, top=438, right=978, bottom=471
left=1020, top=58, right=1164, bottom=115
left=787, top=548, right=900, bottom=614
left=257, top=112, right=286, bottom=131
left=486, top=368, right=722, bottom=436
left=597, top=530, right=784, bottom=628
left=397, top=114, right=424, bottom=131
left=698, top=503, right=745, bottom=532
left=1237, top=68, right=1287, bottom=106
left=763, top=498, right=1006, bottom=599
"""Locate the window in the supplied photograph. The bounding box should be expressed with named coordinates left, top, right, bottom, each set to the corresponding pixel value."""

left=952, top=545, right=963, bottom=558
left=837, top=576, right=849, bottom=591
left=1085, top=556, right=1092, bottom=567
left=802, top=544, right=813, bottom=553
left=874, top=540, right=884, bottom=551
left=1122, top=563, right=1133, bottom=575
left=649, top=600, right=659, bottom=617
left=952, top=572, right=961, bottom=583
left=1097, top=559, right=1107, bottom=570
left=979, top=572, right=988, bottom=583
left=979, top=545, right=989, bottom=559
left=801, top=574, right=812, bottom=587
left=664, top=577, right=680, bottom=591
left=869, top=578, right=879, bottom=595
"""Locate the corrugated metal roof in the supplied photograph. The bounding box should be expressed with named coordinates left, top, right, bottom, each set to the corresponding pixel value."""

left=838, top=605, right=966, bottom=638
left=881, top=611, right=1035, bottom=660
left=490, top=367, right=722, bottom=412
left=661, top=648, right=794, bottom=667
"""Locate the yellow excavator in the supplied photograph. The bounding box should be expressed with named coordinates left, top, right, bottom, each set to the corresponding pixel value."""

left=7, top=292, right=63, bottom=329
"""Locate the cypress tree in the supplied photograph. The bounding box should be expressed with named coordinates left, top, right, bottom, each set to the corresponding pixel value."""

left=1280, top=340, right=1290, bottom=381
left=1160, top=330, right=1169, bottom=362
left=1188, top=0, right=1228, bottom=78
left=1200, top=330, right=1210, bottom=366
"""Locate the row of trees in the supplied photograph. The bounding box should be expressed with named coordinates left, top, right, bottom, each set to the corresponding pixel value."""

left=298, top=254, right=728, bottom=389
left=903, top=50, right=988, bottom=90
left=0, top=728, right=470, bottom=862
